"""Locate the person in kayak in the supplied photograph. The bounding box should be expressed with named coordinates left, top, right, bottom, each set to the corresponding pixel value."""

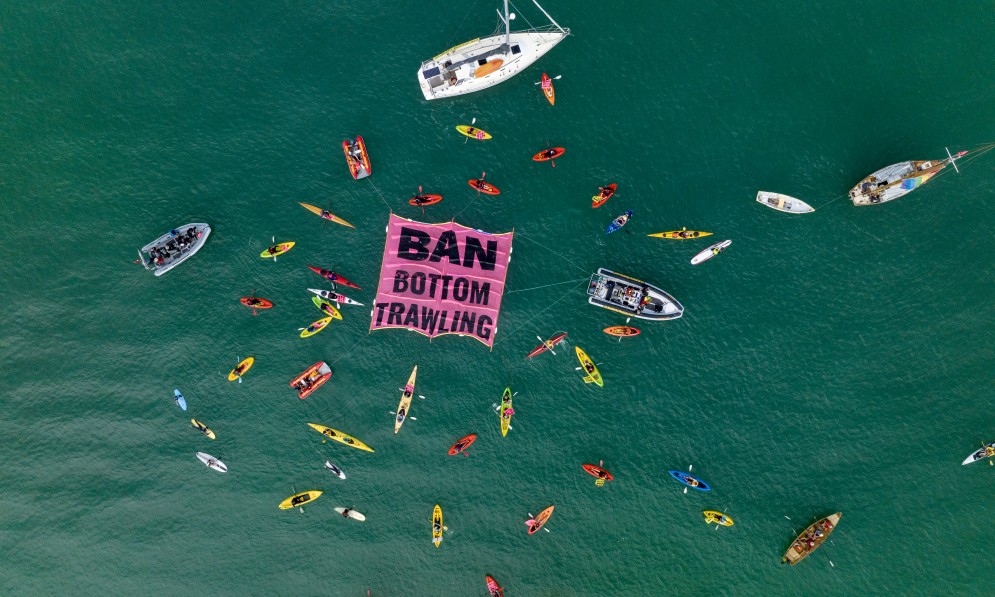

left=396, top=407, right=406, bottom=423
left=306, top=321, right=323, bottom=333
left=584, top=362, right=595, bottom=374
left=244, top=297, right=263, bottom=306
left=598, top=186, right=612, bottom=198
left=341, top=508, right=352, bottom=518
left=466, top=126, right=477, bottom=136
left=232, top=363, right=247, bottom=377
left=542, top=148, right=558, bottom=159
left=473, top=179, right=487, bottom=190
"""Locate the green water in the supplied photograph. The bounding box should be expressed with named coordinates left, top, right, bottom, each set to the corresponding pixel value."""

left=3, top=1, right=995, bottom=595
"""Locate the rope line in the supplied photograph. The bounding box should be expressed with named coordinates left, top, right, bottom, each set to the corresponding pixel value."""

left=505, top=277, right=588, bottom=294
left=515, top=232, right=590, bottom=276
left=497, top=279, right=588, bottom=346
left=366, top=179, right=393, bottom=211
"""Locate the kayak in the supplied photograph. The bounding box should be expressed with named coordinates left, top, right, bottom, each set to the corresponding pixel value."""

left=279, top=490, right=321, bottom=510
left=306, top=265, right=361, bottom=289
left=962, top=441, right=995, bottom=465
left=756, top=191, right=815, bottom=214
left=227, top=356, right=254, bottom=381
left=533, top=147, right=565, bottom=162
left=540, top=72, right=555, bottom=106
left=603, top=326, right=640, bottom=337
left=592, top=183, right=616, bottom=208
left=527, top=505, right=554, bottom=535
left=300, top=316, right=333, bottom=338
left=606, top=210, right=633, bottom=234
left=474, top=58, right=504, bottom=78
left=668, top=470, right=711, bottom=491
left=240, top=296, right=273, bottom=309
left=196, top=452, right=227, bottom=473
left=575, top=346, right=603, bottom=387
left=308, top=288, right=363, bottom=306
left=455, top=125, right=492, bottom=140
left=499, top=387, right=513, bottom=437
left=582, top=463, right=614, bottom=481
left=335, top=507, right=366, bottom=521
left=394, top=365, right=417, bottom=434
left=782, top=512, right=841, bottom=565
left=468, top=179, right=500, bottom=195
left=191, top=419, right=216, bottom=440
left=311, top=296, right=343, bottom=320
left=307, top=423, right=375, bottom=453
left=648, top=228, right=713, bottom=240
left=704, top=510, right=734, bottom=526
left=526, top=331, right=567, bottom=359
left=409, top=194, right=443, bottom=207
left=449, top=433, right=477, bottom=455
left=260, top=242, right=295, bottom=259
left=324, top=461, right=346, bottom=479
left=342, top=136, right=372, bottom=180
left=298, top=202, right=355, bottom=228
left=290, top=361, right=332, bottom=400
left=432, top=504, right=444, bottom=547
left=173, top=389, right=188, bottom=411
left=486, top=575, right=505, bottom=597
left=691, top=240, right=732, bottom=265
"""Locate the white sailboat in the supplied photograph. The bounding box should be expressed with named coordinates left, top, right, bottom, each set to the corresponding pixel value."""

left=417, top=0, right=569, bottom=101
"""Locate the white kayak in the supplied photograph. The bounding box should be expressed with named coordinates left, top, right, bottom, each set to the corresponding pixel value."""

left=335, top=507, right=366, bottom=521
left=196, top=452, right=228, bottom=473
left=755, top=191, right=815, bottom=214
left=691, top=240, right=732, bottom=265
left=962, top=442, right=995, bottom=465
left=324, top=461, right=346, bottom=479
left=308, top=288, right=363, bottom=306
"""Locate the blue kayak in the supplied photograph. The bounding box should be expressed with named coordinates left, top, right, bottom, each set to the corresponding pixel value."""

left=668, top=470, right=710, bottom=491
left=173, top=389, right=188, bottom=411
left=606, top=210, right=633, bottom=234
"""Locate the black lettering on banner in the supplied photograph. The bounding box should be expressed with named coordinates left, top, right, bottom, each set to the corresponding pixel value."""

left=476, top=315, right=493, bottom=340
left=373, top=303, right=388, bottom=325
left=386, top=303, right=405, bottom=325
left=457, top=311, right=476, bottom=334
left=463, top=237, right=497, bottom=270
left=397, top=227, right=431, bottom=261
left=403, top=303, right=419, bottom=327
left=429, top=231, right=459, bottom=264
left=469, top=281, right=489, bottom=305
left=449, top=311, right=460, bottom=332
left=420, top=307, right=442, bottom=334
left=452, top=277, right=469, bottom=301
left=393, top=270, right=409, bottom=292
left=410, top=272, right=426, bottom=295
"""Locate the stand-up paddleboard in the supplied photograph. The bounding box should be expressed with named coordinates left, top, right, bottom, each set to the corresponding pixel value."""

left=456, top=125, right=492, bottom=140
left=592, top=183, right=616, bottom=208
left=324, top=461, right=346, bottom=479
left=196, top=452, right=227, bottom=473
left=467, top=179, right=500, bottom=195
left=311, top=296, right=343, bottom=320
left=756, top=191, right=815, bottom=214
left=260, top=242, right=294, bottom=259
left=335, top=507, right=366, bottom=521
left=298, top=202, right=355, bottom=228
left=173, top=389, right=188, bottom=411
left=527, top=505, right=554, bottom=534
left=575, top=346, right=603, bottom=387
left=300, top=316, right=333, bottom=338
left=668, top=470, right=711, bottom=491
left=533, top=147, right=565, bottom=162
left=691, top=240, right=732, bottom=265
left=647, top=228, right=713, bottom=239
left=308, top=288, right=363, bottom=306
left=963, top=441, right=995, bottom=465
left=449, top=433, right=477, bottom=455
left=279, top=490, right=321, bottom=510
left=240, top=296, right=273, bottom=309
left=307, top=423, right=375, bottom=453
left=395, top=366, right=417, bottom=434
left=526, top=332, right=567, bottom=359
left=191, top=419, right=216, bottom=440
left=704, top=510, right=734, bottom=526
left=540, top=72, right=555, bottom=106
left=306, top=265, right=361, bottom=289
left=432, top=504, right=444, bottom=546
left=228, top=357, right=254, bottom=381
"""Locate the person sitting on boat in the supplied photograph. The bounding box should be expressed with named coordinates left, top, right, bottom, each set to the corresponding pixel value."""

left=233, top=363, right=247, bottom=377
left=396, top=407, right=406, bottom=423
left=686, top=477, right=699, bottom=487
left=599, top=186, right=611, bottom=197
left=169, top=229, right=179, bottom=237
left=467, top=126, right=477, bottom=136
left=678, top=228, right=693, bottom=238
left=433, top=521, right=442, bottom=534
left=341, top=508, right=352, bottom=518
left=584, top=362, right=595, bottom=374
left=985, top=446, right=994, bottom=457
left=543, top=148, right=557, bottom=159
left=502, top=407, right=514, bottom=419
left=474, top=179, right=487, bottom=190
left=266, top=245, right=279, bottom=256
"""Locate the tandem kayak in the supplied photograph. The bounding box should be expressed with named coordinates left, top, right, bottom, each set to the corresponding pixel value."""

left=533, top=147, right=565, bottom=162
left=298, top=202, right=355, bottom=228
left=526, top=331, right=567, bottom=359
left=606, top=210, right=633, bottom=234
left=311, top=296, right=343, bottom=320
left=690, top=240, right=732, bottom=265
left=432, top=504, right=444, bottom=547
left=648, top=228, right=713, bottom=240
left=668, top=470, right=710, bottom=491
left=228, top=357, right=254, bottom=381
left=308, top=288, right=363, bottom=306
left=279, top=490, right=321, bottom=510
left=592, top=183, right=616, bottom=208
left=449, top=433, right=477, bottom=455
left=307, top=423, right=375, bottom=453
left=575, top=346, right=603, bottom=387
left=173, top=389, right=188, bottom=411
left=191, top=419, right=216, bottom=440
left=468, top=179, right=500, bottom=195
left=527, top=505, right=554, bottom=534
left=306, top=265, right=361, bottom=289
left=582, top=463, right=614, bottom=481
left=603, top=326, right=640, bottom=337
left=196, top=452, right=227, bottom=473
left=962, top=442, right=995, bottom=465
left=499, top=387, right=513, bottom=437
left=455, top=125, right=492, bottom=140
left=260, top=242, right=295, bottom=259
left=290, top=362, right=332, bottom=400
left=395, top=365, right=417, bottom=435
left=300, top=317, right=333, bottom=338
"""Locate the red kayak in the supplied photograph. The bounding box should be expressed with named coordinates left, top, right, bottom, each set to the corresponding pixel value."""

left=592, top=183, right=617, bottom=208
left=409, top=194, right=443, bottom=207
left=603, top=326, right=640, bottom=337
left=582, top=463, right=615, bottom=481
left=485, top=575, right=504, bottom=597
left=448, top=433, right=477, bottom=455
left=468, top=179, right=500, bottom=195
left=306, top=265, right=360, bottom=289
left=533, top=147, right=565, bottom=162
left=240, top=297, right=273, bottom=309
left=526, top=332, right=567, bottom=359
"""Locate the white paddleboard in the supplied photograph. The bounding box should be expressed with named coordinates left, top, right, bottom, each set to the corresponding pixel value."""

left=335, top=507, right=366, bottom=521
left=691, top=240, right=732, bottom=265
left=324, top=461, right=346, bottom=479
left=196, top=452, right=227, bottom=473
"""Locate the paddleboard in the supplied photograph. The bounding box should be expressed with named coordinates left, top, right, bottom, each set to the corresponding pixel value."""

left=526, top=331, right=567, bottom=359
left=455, top=125, right=492, bottom=140
left=486, top=574, right=505, bottom=597
left=196, top=452, right=227, bottom=473
left=240, top=296, right=273, bottom=309
left=648, top=229, right=713, bottom=239
left=191, top=419, right=216, bottom=440
left=432, top=504, right=444, bottom=547
left=582, top=463, right=614, bottom=481
left=575, top=346, right=603, bottom=387
left=691, top=240, right=732, bottom=265
left=306, top=265, right=360, bottom=289
left=308, top=288, right=363, bottom=306
left=704, top=510, right=734, bottom=526
left=540, top=72, right=555, bottom=106
left=962, top=441, right=995, bottom=465
left=533, top=147, right=566, bottom=162
left=173, top=389, right=187, bottom=411
left=668, top=470, right=711, bottom=491
left=324, top=461, right=346, bottom=479
left=592, top=183, right=616, bottom=208
left=409, top=194, right=443, bottom=207
left=448, top=433, right=477, bottom=455
left=298, top=202, right=355, bottom=228
left=307, top=423, right=375, bottom=453
left=260, top=242, right=295, bottom=259
left=606, top=210, right=633, bottom=234
left=335, top=507, right=366, bottom=521
left=300, top=316, right=333, bottom=338
left=227, top=356, right=254, bottom=381
left=468, top=179, right=500, bottom=195
left=499, top=387, right=513, bottom=437
left=311, top=296, right=343, bottom=320
left=279, top=490, right=321, bottom=510
left=395, top=365, right=417, bottom=434
left=603, top=326, right=640, bottom=337
left=527, top=505, right=554, bottom=534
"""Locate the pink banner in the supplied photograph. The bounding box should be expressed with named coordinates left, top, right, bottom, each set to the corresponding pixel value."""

left=370, top=214, right=513, bottom=347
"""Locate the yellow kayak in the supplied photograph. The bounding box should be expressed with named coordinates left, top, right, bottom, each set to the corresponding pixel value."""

left=647, top=228, right=713, bottom=240
left=300, top=316, right=333, bottom=338
left=279, top=490, right=322, bottom=510
left=455, top=125, right=492, bottom=140
left=190, top=418, right=216, bottom=440
left=298, top=202, right=355, bottom=228
left=394, top=365, right=417, bottom=434
left=307, top=423, right=375, bottom=453
left=227, top=356, right=254, bottom=381
left=704, top=510, right=734, bottom=526
left=432, top=504, right=444, bottom=547
left=311, top=297, right=342, bottom=320
left=575, top=346, right=603, bottom=387
left=499, top=387, right=513, bottom=437
left=260, top=242, right=295, bottom=258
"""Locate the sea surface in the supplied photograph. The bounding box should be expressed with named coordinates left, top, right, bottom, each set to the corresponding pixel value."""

left=2, top=1, right=995, bottom=595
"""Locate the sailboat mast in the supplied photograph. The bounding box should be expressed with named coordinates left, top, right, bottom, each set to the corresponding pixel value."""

left=504, top=0, right=511, bottom=47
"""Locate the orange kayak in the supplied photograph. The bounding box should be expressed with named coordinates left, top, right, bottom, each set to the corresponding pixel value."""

left=533, top=147, right=565, bottom=162
left=468, top=179, right=500, bottom=195
left=540, top=73, right=555, bottom=106
left=592, top=183, right=616, bottom=208
left=603, top=326, right=640, bottom=337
